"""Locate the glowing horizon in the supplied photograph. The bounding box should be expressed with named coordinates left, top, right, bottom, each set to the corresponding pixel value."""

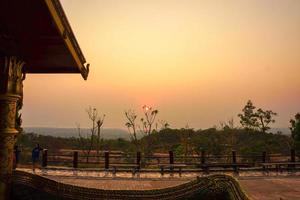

left=22, top=0, right=300, bottom=130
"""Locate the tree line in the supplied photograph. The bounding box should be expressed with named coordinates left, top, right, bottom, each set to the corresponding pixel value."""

left=17, top=100, right=300, bottom=162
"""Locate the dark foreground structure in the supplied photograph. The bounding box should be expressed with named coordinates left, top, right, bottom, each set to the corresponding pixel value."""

left=1, top=0, right=250, bottom=199
left=0, top=0, right=88, bottom=199
left=12, top=171, right=249, bottom=200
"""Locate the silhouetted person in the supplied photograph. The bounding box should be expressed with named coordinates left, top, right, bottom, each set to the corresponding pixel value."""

left=32, top=143, right=43, bottom=172
left=13, top=145, right=21, bottom=169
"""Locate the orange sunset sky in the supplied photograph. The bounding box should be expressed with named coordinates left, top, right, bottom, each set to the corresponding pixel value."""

left=22, top=0, right=300, bottom=129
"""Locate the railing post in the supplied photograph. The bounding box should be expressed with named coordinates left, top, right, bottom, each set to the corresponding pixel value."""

left=291, top=149, right=296, bottom=162
left=262, top=151, right=267, bottom=171
left=232, top=150, right=238, bottom=173
left=201, top=150, right=209, bottom=173
left=201, top=150, right=206, bottom=164
left=42, top=149, right=48, bottom=168
left=105, top=151, right=109, bottom=170
left=169, top=150, right=174, bottom=172
left=136, top=151, right=141, bottom=170
left=73, top=151, right=78, bottom=168
left=232, top=150, right=237, bottom=164
left=169, top=151, right=174, bottom=164
left=262, top=151, right=266, bottom=163
left=291, top=149, right=296, bottom=170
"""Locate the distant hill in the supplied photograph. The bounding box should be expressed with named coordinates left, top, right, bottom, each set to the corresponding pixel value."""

left=23, top=127, right=132, bottom=140
left=23, top=127, right=290, bottom=140
left=270, top=128, right=290, bottom=135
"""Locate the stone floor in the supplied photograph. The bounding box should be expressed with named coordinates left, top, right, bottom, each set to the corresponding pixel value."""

left=44, top=175, right=300, bottom=199
left=239, top=177, right=300, bottom=200
left=18, top=168, right=300, bottom=199
left=45, top=175, right=189, bottom=190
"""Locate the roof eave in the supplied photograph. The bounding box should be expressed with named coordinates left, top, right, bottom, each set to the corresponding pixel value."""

left=44, top=0, right=89, bottom=80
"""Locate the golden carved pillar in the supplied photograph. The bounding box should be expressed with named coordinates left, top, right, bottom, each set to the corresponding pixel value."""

left=0, top=56, right=25, bottom=200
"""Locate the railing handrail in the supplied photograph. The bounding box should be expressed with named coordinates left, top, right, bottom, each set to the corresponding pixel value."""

left=16, top=149, right=298, bottom=172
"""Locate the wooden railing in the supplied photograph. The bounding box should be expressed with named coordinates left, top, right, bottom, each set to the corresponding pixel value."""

left=15, top=149, right=300, bottom=174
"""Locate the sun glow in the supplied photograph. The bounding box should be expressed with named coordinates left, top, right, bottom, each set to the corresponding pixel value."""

left=143, top=105, right=150, bottom=112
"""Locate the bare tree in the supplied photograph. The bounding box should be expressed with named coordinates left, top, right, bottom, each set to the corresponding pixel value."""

left=219, top=118, right=235, bottom=130
left=125, top=110, right=139, bottom=151
left=219, top=118, right=238, bottom=159
left=157, top=119, right=170, bottom=130
left=77, top=107, right=105, bottom=163
left=124, top=106, right=159, bottom=155
left=96, top=114, right=105, bottom=161
left=76, top=123, right=90, bottom=162
left=140, top=105, right=159, bottom=155
left=86, top=107, right=97, bottom=162
left=140, top=105, right=158, bottom=136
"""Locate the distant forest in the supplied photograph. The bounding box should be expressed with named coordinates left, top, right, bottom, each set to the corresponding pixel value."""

left=17, top=128, right=291, bottom=156
left=17, top=100, right=300, bottom=157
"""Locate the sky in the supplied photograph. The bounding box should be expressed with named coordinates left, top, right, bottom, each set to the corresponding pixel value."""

left=22, top=0, right=300, bottom=129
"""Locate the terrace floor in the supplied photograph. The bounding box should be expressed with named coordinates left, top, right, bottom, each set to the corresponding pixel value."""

left=239, top=177, right=300, bottom=200
left=17, top=168, right=300, bottom=199
left=45, top=176, right=189, bottom=190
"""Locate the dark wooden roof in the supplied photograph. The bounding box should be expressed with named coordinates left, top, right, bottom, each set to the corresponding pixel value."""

left=0, top=0, right=89, bottom=80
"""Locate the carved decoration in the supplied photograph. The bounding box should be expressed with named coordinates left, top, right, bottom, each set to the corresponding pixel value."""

left=0, top=56, right=25, bottom=199
left=0, top=56, right=25, bottom=132
left=15, top=99, right=23, bottom=132
left=0, top=134, right=16, bottom=200
left=0, top=100, right=17, bottom=130
left=0, top=56, right=25, bottom=96
left=12, top=172, right=250, bottom=200
left=4, top=56, right=25, bottom=82
left=0, top=56, right=25, bottom=131
left=0, top=135, right=16, bottom=175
